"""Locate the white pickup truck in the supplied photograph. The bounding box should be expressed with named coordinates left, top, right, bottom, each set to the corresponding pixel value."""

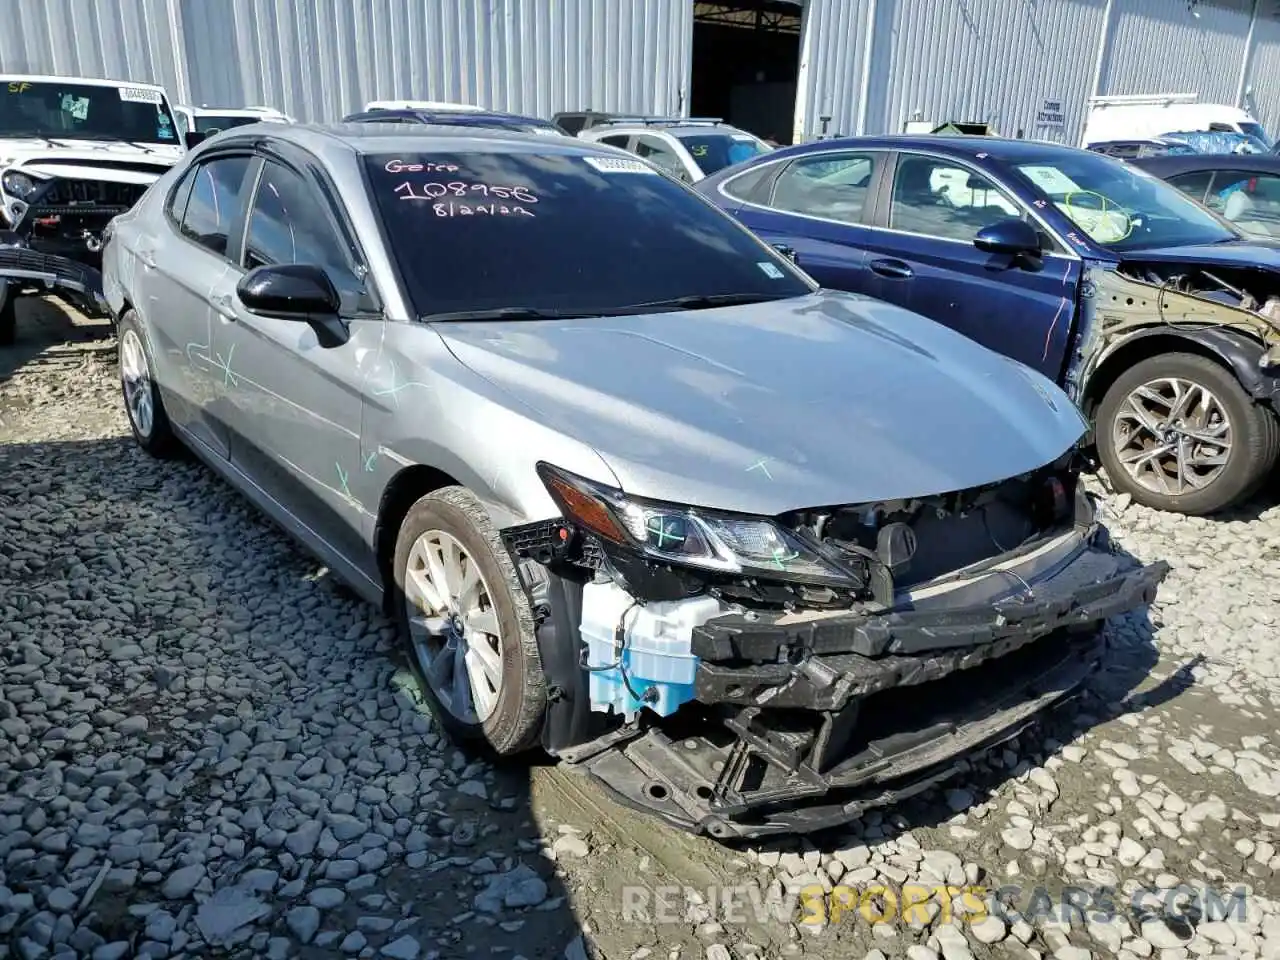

left=0, top=74, right=192, bottom=345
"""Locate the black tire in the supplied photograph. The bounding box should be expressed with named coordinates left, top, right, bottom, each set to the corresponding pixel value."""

left=392, top=486, right=547, bottom=756
left=1097, top=352, right=1280, bottom=515
left=117, top=310, right=182, bottom=458
left=0, top=288, right=15, bottom=347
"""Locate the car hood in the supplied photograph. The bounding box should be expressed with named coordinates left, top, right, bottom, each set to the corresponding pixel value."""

left=434, top=291, right=1088, bottom=515
left=1117, top=238, right=1280, bottom=269
left=0, top=138, right=180, bottom=183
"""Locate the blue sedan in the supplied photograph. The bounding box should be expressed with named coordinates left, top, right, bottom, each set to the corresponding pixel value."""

left=697, top=135, right=1280, bottom=515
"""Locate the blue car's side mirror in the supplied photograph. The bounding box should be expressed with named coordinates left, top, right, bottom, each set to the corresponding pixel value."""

left=973, top=217, right=1042, bottom=257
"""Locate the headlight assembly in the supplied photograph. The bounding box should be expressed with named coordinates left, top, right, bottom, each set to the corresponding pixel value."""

left=536, top=462, right=856, bottom=588
left=1, top=170, right=39, bottom=200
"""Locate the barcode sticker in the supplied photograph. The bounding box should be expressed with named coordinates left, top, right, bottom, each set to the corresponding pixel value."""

left=583, top=156, right=657, bottom=174
left=119, top=86, right=163, bottom=105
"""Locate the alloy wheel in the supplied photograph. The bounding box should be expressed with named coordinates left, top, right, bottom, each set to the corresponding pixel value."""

left=403, top=530, right=504, bottom=724
left=1112, top=376, right=1232, bottom=496
left=120, top=328, right=154, bottom=439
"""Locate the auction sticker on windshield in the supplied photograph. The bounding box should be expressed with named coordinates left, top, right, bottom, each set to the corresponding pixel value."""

left=119, top=86, right=163, bottom=104
left=583, top=156, right=657, bottom=174
left=1021, top=165, right=1081, bottom=196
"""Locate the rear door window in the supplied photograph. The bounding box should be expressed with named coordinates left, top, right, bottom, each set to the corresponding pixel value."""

left=179, top=156, right=253, bottom=257
left=768, top=151, right=879, bottom=224
left=1166, top=170, right=1214, bottom=204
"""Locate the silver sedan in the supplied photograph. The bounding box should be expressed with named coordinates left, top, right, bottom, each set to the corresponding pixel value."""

left=102, top=123, right=1167, bottom=838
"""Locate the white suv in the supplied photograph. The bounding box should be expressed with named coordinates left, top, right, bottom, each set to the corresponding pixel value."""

left=577, top=117, right=772, bottom=183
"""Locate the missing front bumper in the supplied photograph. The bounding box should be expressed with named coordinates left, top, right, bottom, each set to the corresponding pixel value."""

left=544, top=541, right=1168, bottom=839
left=0, top=244, right=107, bottom=317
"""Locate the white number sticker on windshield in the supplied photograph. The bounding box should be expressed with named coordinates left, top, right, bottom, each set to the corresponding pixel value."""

left=1020, top=165, right=1082, bottom=196
left=758, top=262, right=785, bottom=279
left=583, top=156, right=657, bottom=174
left=119, top=86, right=163, bottom=104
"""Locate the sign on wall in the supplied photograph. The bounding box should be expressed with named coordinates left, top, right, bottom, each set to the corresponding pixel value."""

left=1036, top=98, right=1066, bottom=127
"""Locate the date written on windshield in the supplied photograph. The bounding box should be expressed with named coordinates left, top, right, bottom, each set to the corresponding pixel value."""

left=393, top=180, right=538, bottom=217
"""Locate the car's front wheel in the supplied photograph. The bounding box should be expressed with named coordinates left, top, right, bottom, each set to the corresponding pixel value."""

left=118, top=310, right=181, bottom=458
left=1097, top=352, right=1280, bottom=515
left=392, top=486, right=547, bottom=756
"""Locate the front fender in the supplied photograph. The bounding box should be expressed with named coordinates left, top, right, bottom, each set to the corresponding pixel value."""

left=1111, top=325, right=1280, bottom=406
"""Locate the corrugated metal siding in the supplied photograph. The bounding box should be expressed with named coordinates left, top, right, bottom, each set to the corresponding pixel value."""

left=0, top=0, right=691, bottom=122
left=796, top=0, right=1108, bottom=145
left=1097, top=0, right=1253, bottom=103
left=0, top=0, right=187, bottom=98
left=1243, top=0, right=1280, bottom=132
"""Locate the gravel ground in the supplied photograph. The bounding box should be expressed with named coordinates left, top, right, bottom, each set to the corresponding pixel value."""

left=3, top=299, right=1280, bottom=960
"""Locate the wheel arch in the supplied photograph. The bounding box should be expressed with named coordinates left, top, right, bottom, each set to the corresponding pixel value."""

left=1080, top=326, right=1276, bottom=420
left=373, top=463, right=463, bottom=615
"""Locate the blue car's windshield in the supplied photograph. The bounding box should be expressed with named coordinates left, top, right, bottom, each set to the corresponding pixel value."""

left=1008, top=150, right=1238, bottom=251
left=364, top=151, right=812, bottom=317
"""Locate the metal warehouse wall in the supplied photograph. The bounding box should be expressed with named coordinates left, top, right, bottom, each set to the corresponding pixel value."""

left=795, top=0, right=1280, bottom=146
left=0, top=0, right=692, bottom=122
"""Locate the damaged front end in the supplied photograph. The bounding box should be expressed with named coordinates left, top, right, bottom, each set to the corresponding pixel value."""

left=1070, top=261, right=1280, bottom=411
left=503, top=456, right=1169, bottom=839
left=0, top=170, right=156, bottom=318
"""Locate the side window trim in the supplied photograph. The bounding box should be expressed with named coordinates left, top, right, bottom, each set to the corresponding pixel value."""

left=875, top=149, right=1072, bottom=257
left=164, top=167, right=198, bottom=231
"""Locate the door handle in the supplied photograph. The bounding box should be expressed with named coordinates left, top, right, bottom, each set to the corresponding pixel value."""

left=869, top=259, right=913, bottom=279
left=136, top=247, right=156, bottom=269
left=210, top=293, right=236, bottom=319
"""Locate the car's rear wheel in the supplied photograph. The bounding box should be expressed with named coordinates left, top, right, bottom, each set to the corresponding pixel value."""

left=0, top=286, right=15, bottom=347
left=1097, top=352, right=1280, bottom=515
left=118, top=310, right=181, bottom=458
left=392, top=486, right=547, bottom=755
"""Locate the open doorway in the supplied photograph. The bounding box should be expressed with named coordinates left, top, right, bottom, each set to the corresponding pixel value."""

left=690, top=1, right=803, bottom=145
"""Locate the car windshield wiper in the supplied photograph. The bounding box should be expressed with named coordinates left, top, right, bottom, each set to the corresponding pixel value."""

left=422, top=307, right=605, bottom=322
left=611, top=292, right=794, bottom=313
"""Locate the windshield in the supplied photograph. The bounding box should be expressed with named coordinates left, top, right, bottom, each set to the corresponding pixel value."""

left=364, top=151, right=812, bottom=318
left=1, top=80, right=178, bottom=144
left=193, top=114, right=262, bottom=134
left=676, top=132, right=771, bottom=175
left=1009, top=150, right=1237, bottom=250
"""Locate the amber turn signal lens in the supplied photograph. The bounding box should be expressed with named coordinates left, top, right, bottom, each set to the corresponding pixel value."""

left=546, top=475, right=628, bottom=543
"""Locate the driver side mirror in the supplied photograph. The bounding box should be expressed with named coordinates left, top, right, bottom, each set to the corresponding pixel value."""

left=237, top=264, right=349, bottom=347
left=973, top=217, right=1042, bottom=259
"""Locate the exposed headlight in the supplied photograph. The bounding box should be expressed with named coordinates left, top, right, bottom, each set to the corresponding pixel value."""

left=1, top=171, right=38, bottom=199
left=536, top=463, right=854, bottom=587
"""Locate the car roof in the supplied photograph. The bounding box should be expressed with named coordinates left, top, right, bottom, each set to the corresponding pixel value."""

left=184, top=105, right=286, bottom=116
left=586, top=123, right=748, bottom=137
left=0, top=73, right=166, bottom=92
left=1129, top=153, right=1280, bottom=175
left=774, top=134, right=1095, bottom=163
left=211, top=121, right=618, bottom=160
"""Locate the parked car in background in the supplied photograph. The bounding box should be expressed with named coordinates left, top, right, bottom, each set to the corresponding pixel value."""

left=1132, top=152, right=1280, bottom=239
left=1088, top=138, right=1198, bottom=160
left=342, top=107, right=566, bottom=136
left=364, top=99, right=483, bottom=112
left=577, top=117, right=772, bottom=183
left=697, top=135, right=1280, bottom=516
left=0, top=73, right=195, bottom=345
left=549, top=110, right=630, bottom=136
left=100, top=122, right=1166, bottom=838
left=1082, top=94, right=1271, bottom=149
left=173, top=104, right=293, bottom=138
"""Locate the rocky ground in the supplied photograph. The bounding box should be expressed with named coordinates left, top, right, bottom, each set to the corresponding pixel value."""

left=2, top=299, right=1280, bottom=960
